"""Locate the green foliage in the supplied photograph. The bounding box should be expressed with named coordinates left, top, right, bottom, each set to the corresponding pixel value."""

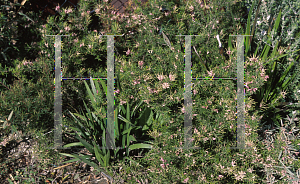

left=241, top=3, right=300, bottom=128
left=244, top=0, right=300, bottom=118
left=0, top=0, right=299, bottom=183
left=60, top=73, right=162, bottom=176
left=0, top=56, right=55, bottom=133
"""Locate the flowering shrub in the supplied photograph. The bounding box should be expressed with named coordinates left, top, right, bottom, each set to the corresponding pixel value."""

left=0, top=0, right=58, bottom=133
left=244, top=0, right=300, bottom=115
left=1, top=0, right=300, bottom=183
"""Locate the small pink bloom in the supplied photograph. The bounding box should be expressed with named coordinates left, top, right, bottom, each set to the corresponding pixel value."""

left=138, top=61, right=144, bottom=67
left=55, top=6, right=60, bottom=11
left=65, top=26, right=70, bottom=31
left=157, top=74, right=165, bottom=81
left=181, top=107, right=185, bottom=113
left=264, top=75, right=269, bottom=81
left=126, top=48, right=131, bottom=55
left=183, top=178, right=189, bottom=183
left=169, top=74, right=176, bottom=81
left=194, top=128, right=198, bottom=133
left=162, top=83, right=170, bottom=89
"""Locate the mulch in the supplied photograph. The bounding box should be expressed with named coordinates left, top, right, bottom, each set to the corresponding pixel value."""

left=0, top=130, right=113, bottom=183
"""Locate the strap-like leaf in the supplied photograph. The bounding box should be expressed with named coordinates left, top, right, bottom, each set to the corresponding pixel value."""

left=128, top=143, right=153, bottom=151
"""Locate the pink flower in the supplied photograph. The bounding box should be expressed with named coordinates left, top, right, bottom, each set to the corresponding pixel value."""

left=193, top=89, right=197, bottom=95
left=207, top=70, right=215, bottom=77
left=125, top=48, right=131, bottom=55
left=64, top=26, right=70, bottom=31
left=194, top=128, right=198, bottom=134
left=181, top=107, right=185, bottom=113
left=183, top=178, right=189, bottom=183
left=138, top=61, right=144, bottom=68
left=162, top=83, right=170, bottom=89
left=80, top=43, right=84, bottom=47
left=169, top=74, right=176, bottom=81
left=189, top=5, right=194, bottom=11
left=93, top=30, right=97, bottom=33
left=55, top=6, right=60, bottom=11
left=231, top=160, right=236, bottom=167
left=264, top=75, right=269, bottom=81
left=120, top=100, right=126, bottom=105
left=23, top=61, right=33, bottom=66
left=157, top=74, right=165, bottom=81
left=133, top=79, right=140, bottom=85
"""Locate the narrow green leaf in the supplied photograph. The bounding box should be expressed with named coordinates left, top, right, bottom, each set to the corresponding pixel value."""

left=18, top=12, right=34, bottom=22
left=99, top=79, right=107, bottom=96
left=93, top=142, right=105, bottom=167
left=63, top=142, right=84, bottom=148
left=128, top=143, right=153, bottom=151
left=245, top=0, right=255, bottom=53
left=60, top=158, right=80, bottom=164
left=76, top=135, right=94, bottom=154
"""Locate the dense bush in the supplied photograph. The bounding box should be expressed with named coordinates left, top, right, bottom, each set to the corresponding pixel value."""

left=1, top=0, right=300, bottom=183
left=244, top=0, right=300, bottom=113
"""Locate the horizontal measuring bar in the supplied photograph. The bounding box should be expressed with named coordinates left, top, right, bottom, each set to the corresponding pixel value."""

left=192, top=78, right=237, bottom=80
left=175, top=35, right=201, bottom=36
left=229, top=35, right=252, bottom=36
left=61, top=77, right=109, bottom=80
left=45, top=35, right=70, bottom=36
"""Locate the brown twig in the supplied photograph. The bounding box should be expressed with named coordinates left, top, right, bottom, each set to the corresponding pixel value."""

left=0, top=81, right=10, bottom=90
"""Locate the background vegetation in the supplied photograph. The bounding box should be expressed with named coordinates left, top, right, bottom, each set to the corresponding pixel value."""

left=0, top=0, right=300, bottom=183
